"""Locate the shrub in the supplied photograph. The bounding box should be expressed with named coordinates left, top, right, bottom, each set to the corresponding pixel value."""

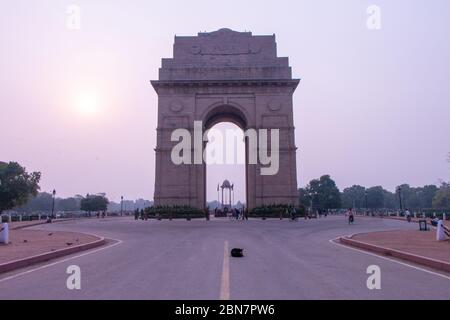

left=249, top=204, right=306, bottom=218
left=144, top=205, right=205, bottom=220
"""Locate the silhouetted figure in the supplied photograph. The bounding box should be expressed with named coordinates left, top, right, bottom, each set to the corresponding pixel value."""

left=290, top=207, right=297, bottom=221
left=405, top=209, right=412, bottom=223
left=348, top=208, right=354, bottom=225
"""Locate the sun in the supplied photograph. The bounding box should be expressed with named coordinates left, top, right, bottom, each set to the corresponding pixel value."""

left=76, top=93, right=99, bottom=116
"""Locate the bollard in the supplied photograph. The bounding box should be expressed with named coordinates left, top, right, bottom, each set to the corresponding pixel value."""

left=437, top=220, right=446, bottom=241
left=38, top=214, right=41, bottom=221
left=19, top=214, right=22, bottom=222
left=0, top=223, right=9, bottom=244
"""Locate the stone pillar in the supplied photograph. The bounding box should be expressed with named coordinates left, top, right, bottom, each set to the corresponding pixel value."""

left=437, top=220, right=446, bottom=241
left=0, top=223, right=9, bottom=244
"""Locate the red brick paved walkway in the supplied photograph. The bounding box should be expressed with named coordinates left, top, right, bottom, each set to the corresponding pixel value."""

left=353, top=229, right=450, bottom=263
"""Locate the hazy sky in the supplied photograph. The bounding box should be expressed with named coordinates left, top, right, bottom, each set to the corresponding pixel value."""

left=1, top=0, right=449, bottom=203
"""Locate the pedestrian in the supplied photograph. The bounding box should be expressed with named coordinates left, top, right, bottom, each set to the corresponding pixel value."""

left=347, top=208, right=354, bottom=225
left=405, top=209, right=412, bottom=223
left=290, top=207, right=297, bottom=221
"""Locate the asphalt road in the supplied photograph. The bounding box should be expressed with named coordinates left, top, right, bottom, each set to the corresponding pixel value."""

left=0, top=216, right=449, bottom=300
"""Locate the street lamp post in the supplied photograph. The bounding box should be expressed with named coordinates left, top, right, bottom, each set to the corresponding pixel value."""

left=397, top=187, right=403, bottom=212
left=120, top=196, right=123, bottom=216
left=51, top=189, right=56, bottom=220
left=365, top=190, right=368, bottom=215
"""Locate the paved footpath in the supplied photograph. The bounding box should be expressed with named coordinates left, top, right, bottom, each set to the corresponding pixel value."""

left=0, top=216, right=449, bottom=300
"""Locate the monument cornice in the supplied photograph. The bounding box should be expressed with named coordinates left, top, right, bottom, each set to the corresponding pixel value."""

left=151, top=79, right=300, bottom=91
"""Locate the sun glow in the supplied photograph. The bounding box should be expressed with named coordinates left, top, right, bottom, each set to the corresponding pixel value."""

left=75, top=93, right=99, bottom=116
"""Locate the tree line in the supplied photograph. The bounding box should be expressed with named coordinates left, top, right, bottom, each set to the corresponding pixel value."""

left=299, top=175, right=449, bottom=211
left=0, top=161, right=109, bottom=215
left=1, top=161, right=448, bottom=215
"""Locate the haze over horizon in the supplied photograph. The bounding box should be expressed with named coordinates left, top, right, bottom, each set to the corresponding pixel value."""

left=1, top=0, right=449, bottom=202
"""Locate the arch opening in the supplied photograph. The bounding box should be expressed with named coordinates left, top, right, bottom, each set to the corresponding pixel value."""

left=203, top=105, right=249, bottom=213
left=205, top=122, right=247, bottom=213
left=203, top=104, right=248, bottom=131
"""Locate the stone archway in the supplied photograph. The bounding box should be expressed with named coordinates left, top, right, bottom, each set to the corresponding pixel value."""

left=202, top=103, right=249, bottom=210
left=151, top=28, right=300, bottom=210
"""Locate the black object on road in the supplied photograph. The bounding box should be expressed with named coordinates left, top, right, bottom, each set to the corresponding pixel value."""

left=419, top=219, right=429, bottom=231
left=231, top=248, right=244, bottom=257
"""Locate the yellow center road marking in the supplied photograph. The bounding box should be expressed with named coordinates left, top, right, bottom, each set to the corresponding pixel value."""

left=220, top=240, right=230, bottom=300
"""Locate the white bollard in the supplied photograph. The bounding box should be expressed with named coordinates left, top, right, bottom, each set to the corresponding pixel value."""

left=0, top=223, right=9, bottom=244
left=437, top=220, right=446, bottom=241
left=38, top=214, right=41, bottom=221
left=19, top=214, right=22, bottom=222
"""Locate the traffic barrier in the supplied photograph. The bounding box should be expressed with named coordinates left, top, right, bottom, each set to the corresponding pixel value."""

left=0, top=223, right=9, bottom=244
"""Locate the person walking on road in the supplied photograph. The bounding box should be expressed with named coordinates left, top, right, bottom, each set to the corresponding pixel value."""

left=290, top=207, right=298, bottom=221
left=347, top=208, right=355, bottom=225
left=405, top=209, right=412, bottom=223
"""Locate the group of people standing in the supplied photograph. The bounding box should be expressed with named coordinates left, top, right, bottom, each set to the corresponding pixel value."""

left=134, top=209, right=148, bottom=220
left=230, top=207, right=247, bottom=220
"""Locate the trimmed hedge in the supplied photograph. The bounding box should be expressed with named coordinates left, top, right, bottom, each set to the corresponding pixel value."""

left=144, top=205, right=205, bottom=220
left=249, top=204, right=306, bottom=218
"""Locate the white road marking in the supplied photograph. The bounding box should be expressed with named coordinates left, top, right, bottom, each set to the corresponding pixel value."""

left=329, top=236, right=450, bottom=280
left=0, top=238, right=123, bottom=283
left=220, top=240, right=230, bottom=300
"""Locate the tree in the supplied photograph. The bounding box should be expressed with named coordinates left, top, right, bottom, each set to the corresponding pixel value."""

left=80, top=194, right=109, bottom=215
left=383, top=190, right=397, bottom=209
left=298, top=188, right=311, bottom=208
left=366, top=186, right=385, bottom=209
left=57, top=197, right=81, bottom=212
left=16, top=192, right=53, bottom=213
left=394, top=184, right=439, bottom=209
left=419, top=185, right=439, bottom=208
left=305, top=175, right=341, bottom=210
left=341, top=185, right=366, bottom=209
left=432, top=183, right=450, bottom=209
left=0, top=161, right=41, bottom=214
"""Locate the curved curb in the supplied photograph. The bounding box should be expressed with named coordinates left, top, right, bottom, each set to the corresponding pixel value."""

left=11, top=219, right=78, bottom=231
left=339, top=235, right=450, bottom=273
left=0, top=236, right=106, bottom=274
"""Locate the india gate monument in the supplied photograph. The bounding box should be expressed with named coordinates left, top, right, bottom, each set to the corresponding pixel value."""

left=151, top=28, right=300, bottom=210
